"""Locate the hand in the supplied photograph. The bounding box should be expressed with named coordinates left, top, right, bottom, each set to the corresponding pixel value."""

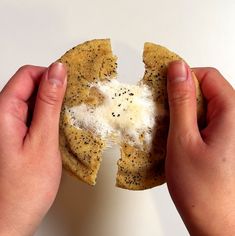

left=166, top=61, right=235, bottom=235
left=0, top=63, right=67, bottom=236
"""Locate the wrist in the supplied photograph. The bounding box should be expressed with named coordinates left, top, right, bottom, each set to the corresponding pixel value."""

left=0, top=214, right=37, bottom=236
left=179, top=201, right=235, bottom=236
left=0, top=219, right=22, bottom=236
left=186, top=216, right=235, bottom=236
left=0, top=200, right=39, bottom=236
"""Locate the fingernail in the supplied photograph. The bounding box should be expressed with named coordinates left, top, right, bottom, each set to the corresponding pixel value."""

left=47, top=62, right=66, bottom=87
left=168, top=60, right=188, bottom=83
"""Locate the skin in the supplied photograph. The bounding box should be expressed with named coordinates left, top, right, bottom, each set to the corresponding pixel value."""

left=0, top=61, right=234, bottom=235
left=0, top=63, right=67, bottom=235
left=166, top=61, right=235, bottom=235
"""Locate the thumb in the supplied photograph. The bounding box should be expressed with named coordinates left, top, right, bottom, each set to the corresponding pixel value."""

left=28, top=62, right=67, bottom=146
left=167, top=60, right=199, bottom=138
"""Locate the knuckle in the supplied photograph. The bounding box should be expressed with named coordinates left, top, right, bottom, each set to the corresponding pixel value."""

left=17, top=65, right=32, bottom=74
left=175, top=131, right=199, bottom=148
left=206, top=67, right=221, bottom=76
left=169, top=90, right=191, bottom=107
left=38, top=89, right=60, bottom=106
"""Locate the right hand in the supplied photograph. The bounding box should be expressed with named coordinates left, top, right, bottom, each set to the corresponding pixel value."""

left=166, top=61, right=235, bottom=236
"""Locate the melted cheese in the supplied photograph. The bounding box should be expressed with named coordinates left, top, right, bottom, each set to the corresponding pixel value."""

left=66, top=79, right=157, bottom=149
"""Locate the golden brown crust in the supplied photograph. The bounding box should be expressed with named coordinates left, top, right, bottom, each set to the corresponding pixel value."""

left=59, top=40, right=205, bottom=190
left=59, top=39, right=117, bottom=185
left=116, top=43, right=204, bottom=190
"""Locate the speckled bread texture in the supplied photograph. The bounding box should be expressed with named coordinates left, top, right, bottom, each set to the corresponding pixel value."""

left=59, top=39, right=117, bottom=185
left=116, top=43, right=204, bottom=190
left=59, top=39, right=204, bottom=190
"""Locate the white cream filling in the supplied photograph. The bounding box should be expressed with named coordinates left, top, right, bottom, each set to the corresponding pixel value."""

left=65, top=79, right=157, bottom=150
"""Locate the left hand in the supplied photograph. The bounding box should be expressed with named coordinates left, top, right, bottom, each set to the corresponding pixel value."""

left=0, top=63, right=67, bottom=236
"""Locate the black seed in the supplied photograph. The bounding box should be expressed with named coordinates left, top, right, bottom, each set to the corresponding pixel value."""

left=129, top=93, right=134, bottom=96
left=117, top=114, right=120, bottom=117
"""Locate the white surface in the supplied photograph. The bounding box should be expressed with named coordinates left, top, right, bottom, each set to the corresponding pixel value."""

left=0, top=0, right=235, bottom=235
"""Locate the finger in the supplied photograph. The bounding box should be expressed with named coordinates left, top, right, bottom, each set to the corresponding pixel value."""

left=0, top=65, right=46, bottom=102
left=192, top=68, right=235, bottom=143
left=27, top=62, right=67, bottom=148
left=193, top=67, right=234, bottom=125
left=0, top=66, right=46, bottom=150
left=167, top=61, right=200, bottom=139
left=192, top=67, right=234, bottom=106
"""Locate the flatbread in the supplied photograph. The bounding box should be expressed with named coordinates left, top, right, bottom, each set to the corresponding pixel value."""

left=59, top=39, right=117, bottom=185
left=59, top=39, right=204, bottom=190
left=116, top=43, right=204, bottom=189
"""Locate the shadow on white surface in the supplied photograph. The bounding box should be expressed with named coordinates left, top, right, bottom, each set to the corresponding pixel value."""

left=36, top=147, right=163, bottom=236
